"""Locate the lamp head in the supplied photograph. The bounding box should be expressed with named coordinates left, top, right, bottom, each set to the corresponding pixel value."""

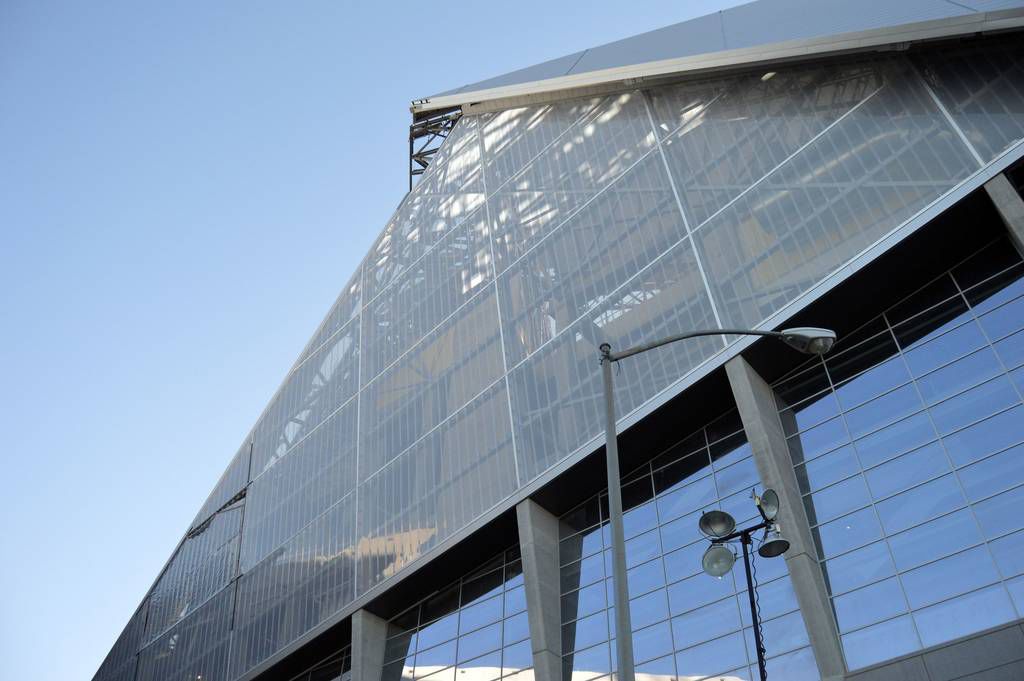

left=754, top=489, right=780, bottom=522
left=779, top=327, right=837, bottom=355
left=698, top=509, right=736, bottom=538
left=702, top=544, right=736, bottom=577
left=758, top=525, right=790, bottom=558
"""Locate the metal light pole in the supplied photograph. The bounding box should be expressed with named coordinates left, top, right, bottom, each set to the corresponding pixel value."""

left=599, top=327, right=836, bottom=681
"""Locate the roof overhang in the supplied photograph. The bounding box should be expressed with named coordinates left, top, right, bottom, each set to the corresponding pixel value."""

left=412, top=7, right=1024, bottom=117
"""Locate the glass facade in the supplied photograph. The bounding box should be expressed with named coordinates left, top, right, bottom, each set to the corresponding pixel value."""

left=774, top=237, right=1024, bottom=670
left=559, top=412, right=817, bottom=681
left=381, top=547, right=533, bottom=681
left=95, top=35, right=1024, bottom=681
left=288, top=647, right=352, bottom=681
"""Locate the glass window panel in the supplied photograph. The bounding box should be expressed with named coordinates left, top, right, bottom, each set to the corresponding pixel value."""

left=841, top=615, right=920, bottom=671
left=1007, top=575, right=1024, bottom=615
left=787, top=417, right=849, bottom=464
left=417, top=613, right=459, bottom=651
left=990, top=530, right=1024, bottom=580
left=912, top=584, right=1017, bottom=649
left=805, top=475, right=871, bottom=526
left=710, top=432, right=750, bottom=469
left=796, top=445, right=860, bottom=494
left=652, top=451, right=712, bottom=496
left=667, top=572, right=737, bottom=616
left=504, top=611, right=530, bottom=646
left=626, top=588, right=669, bottom=631
left=952, top=238, right=1024, bottom=292
left=901, top=319, right=986, bottom=377
left=456, top=623, right=501, bottom=663
left=561, top=553, right=605, bottom=594
left=864, top=442, right=949, bottom=500
left=504, top=585, right=527, bottom=616
left=560, top=528, right=604, bottom=566
left=631, top=621, right=674, bottom=665
left=979, top=295, right=1024, bottom=341
left=875, top=474, right=964, bottom=535
left=562, top=582, right=607, bottom=623
left=889, top=280, right=964, bottom=344
left=813, top=507, right=883, bottom=558
left=764, top=646, right=818, bottom=681
left=562, top=611, right=608, bottom=654
left=561, top=498, right=601, bottom=538
left=622, top=529, right=662, bottom=569
left=823, top=540, right=895, bottom=595
left=853, top=411, right=935, bottom=469
left=928, top=376, right=1019, bottom=436
left=385, top=631, right=418, bottom=664
left=994, top=329, right=1024, bottom=370
left=627, top=558, right=666, bottom=597
left=746, top=610, right=809, bottom=657
left=414, top=639, right=457, bottom=672
left=659, top=510, right=703, bottom=554
left=674, top=631, right=748, bottom=681
left=887, top=508, right=983, bottom=572
left=973, top=485, right=1024, bottom=539
left=459, top=595, right=503, bottom=634
left=901, top=545, right=1001, bottom=610
left=958, top=443, right=1024, bottom=502
left=844, top=384, right=922, bottom=440
left=942, top=406, right=1024, bottom=467
left=715, top=458, right=760, bottom=498
left=635, top=654, right=677, bottom=680
left=663, top=541, right=708, bottom=584
left=779, top=389, right=839, bottom=437
left=564, top=641, right=610, bottom=680
left=915, top=347, right=1004, bottom=406
left=831, top=353, right=907, bottom=412
left=671, top=597, right=742, bottom=650
left=502, top=638, right=534, bottom=677
left=833, top=577, right=908, bottom=632
left=622, top=502, right=658, bottom=540
left=457, top=650, right=501, bottom=680
left=965, top=266, right=1024, bottom=316
left=736, top=576, right=799, bottom=625
left=656, top=475, right=717, bottom=524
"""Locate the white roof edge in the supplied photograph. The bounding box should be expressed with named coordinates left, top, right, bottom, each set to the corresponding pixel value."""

left=412, top=8, right=1024, bottom=114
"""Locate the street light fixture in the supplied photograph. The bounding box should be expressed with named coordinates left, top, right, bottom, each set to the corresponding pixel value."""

left=697, top=490, right=790, bottom=681
left=599, top=326, right=835, bottom=681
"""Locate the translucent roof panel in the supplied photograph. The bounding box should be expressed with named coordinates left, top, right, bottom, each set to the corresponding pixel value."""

left=425, top=0, right=1024, bottom=104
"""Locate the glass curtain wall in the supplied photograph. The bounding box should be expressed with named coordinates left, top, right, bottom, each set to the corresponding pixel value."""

left=381, top=547, right=533, bottom=681
left=558, top=412, right=818, bottom=681
left=774, top=237, right=1024, bottom=670
left=287, top=646, right=352, bottom=681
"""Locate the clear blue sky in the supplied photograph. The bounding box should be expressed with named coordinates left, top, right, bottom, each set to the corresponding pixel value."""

left=0, top=2, right=741, bottom=678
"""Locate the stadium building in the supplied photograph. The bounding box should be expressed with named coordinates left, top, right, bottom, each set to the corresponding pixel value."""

left=93, top=1, right=1024, bottom=680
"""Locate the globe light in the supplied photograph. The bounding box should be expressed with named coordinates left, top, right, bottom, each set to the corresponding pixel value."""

left=778, top=327, right=837, bottom=355
left=698, top=509, right=736, bottom=538
left=702, top=544, right=736, bottom=577
left=758, top=525, right=791, bottom=558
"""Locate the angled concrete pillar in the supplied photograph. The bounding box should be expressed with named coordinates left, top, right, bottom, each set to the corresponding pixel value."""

left=984, top=173, right=1024, bottom=256
left=516, top=498, right=562, bottom=681
left=351, top=608, right=388, bottom=681
left=726, top=356, right=846, bottom=681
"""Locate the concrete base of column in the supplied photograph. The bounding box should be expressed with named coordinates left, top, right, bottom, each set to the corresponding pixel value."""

left=516, top=499, right=563, bottom=681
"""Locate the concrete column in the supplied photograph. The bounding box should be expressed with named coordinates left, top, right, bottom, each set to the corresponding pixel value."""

left=351, top=608, right=388, bottom=681
left=726, top=356, right=846, bottom=681
left=516, top=498, right=562, bottom=681
left=984, top=173, right=1024, bottom=256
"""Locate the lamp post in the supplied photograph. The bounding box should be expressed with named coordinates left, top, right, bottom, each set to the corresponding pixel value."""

left=699, top=489, right=790, bottom=681
left=599, top=327, right=836, bottom=681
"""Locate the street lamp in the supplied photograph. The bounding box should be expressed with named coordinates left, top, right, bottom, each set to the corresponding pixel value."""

left=698, top=489, right=790, bottom=681
left=599, top=327, right=835, bottom=681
